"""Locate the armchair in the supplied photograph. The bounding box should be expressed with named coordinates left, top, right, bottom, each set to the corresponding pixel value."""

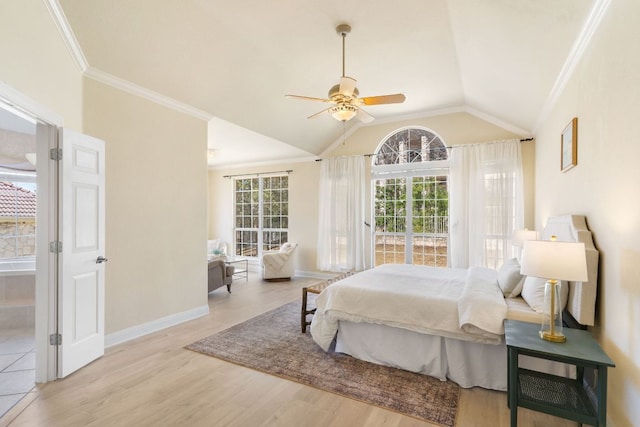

left=208, top=259, right=234, bottom=293
left=262, top=242, right=298, bottom=281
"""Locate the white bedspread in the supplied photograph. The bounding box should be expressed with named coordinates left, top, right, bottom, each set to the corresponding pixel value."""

left=458, top=266, right=508, bottom=340
left=310, top=264, right=507, bottom=351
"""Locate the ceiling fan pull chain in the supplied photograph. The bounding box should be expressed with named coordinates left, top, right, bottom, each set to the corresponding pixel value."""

left=342, top=120, right=346, bottom=145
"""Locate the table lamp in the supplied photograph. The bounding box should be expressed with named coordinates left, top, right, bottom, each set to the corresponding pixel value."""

left=512, top=229, right=539, bottom=247
left=512, top=229, right=539, bottom=260
left=520, top=236, right=588, bottom=342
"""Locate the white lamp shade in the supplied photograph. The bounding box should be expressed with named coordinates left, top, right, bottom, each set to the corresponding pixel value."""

left=520, top=239, right=588, bottom=282
left=512, top=229, right=539, bottom=247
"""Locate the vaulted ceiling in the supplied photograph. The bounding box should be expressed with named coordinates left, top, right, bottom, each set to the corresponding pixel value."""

left=57, top=0, right=598, bottom=167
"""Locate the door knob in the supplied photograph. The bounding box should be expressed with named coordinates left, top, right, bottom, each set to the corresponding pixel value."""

left=96, top=256, right=108, bottom=264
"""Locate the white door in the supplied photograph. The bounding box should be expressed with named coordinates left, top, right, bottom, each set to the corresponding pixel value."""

left=58, top=128, right=106, bottom=378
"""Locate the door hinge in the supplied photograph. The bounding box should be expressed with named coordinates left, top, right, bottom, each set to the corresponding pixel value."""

left=49, top=148, right=63, bottom=161
left=49, top=241, right=63, bottom=253
left=49, top=333, right=62, bottom=345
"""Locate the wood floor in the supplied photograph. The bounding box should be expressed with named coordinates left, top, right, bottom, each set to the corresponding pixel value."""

left=0, top=272, right=578, bottom=427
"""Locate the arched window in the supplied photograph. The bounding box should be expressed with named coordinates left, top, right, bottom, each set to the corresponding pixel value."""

left=373, top=128, right=448, bottom=165
left=371, top=127, right=449, bottom=267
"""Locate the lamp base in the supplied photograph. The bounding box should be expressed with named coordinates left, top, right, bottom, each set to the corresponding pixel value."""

left=539, top=330, right=566, bottom=343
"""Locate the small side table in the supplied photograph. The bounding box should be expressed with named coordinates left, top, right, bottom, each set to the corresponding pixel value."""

left=505, top=319, right=614, bottom=427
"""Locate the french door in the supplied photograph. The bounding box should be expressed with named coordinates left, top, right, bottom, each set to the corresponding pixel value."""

left=373, top=175, right=448, bottom=267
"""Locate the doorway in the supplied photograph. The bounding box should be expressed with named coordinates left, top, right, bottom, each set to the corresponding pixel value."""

left=0, top=83, right=62, bottom=418
left=0, top=84, right=107, bottom=416
left=0, top=105, right=38, bottom=417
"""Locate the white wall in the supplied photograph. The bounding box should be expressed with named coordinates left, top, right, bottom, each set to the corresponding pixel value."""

left=533, top=0, right=639, bottom=425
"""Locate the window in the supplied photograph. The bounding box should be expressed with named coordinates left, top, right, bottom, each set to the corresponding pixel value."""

left=374, top=127, right=448, bottom=165
left=234, top=175, right=288, bottom=257
left=0, top=179, right=36, bottom=260
left=372, top=127, right=449, bottom=267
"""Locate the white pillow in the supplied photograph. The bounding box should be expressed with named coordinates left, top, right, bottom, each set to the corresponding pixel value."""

left=510, top=276, right=526, bottom=298
left=497, top=258, right=525, bottom=298
left=521, top=276, right=569, bottom=313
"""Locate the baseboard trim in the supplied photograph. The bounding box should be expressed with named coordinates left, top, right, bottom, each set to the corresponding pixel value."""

left=105, top=304, right=209, bottom=348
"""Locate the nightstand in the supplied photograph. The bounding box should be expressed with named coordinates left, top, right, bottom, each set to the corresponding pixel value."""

left=505, top=319, right=614, bottom=427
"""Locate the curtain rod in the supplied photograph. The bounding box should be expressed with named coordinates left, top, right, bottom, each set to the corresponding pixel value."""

left=443, top=137, right=534, bottom=150
left=315, top=138, right=534, bottom=161
left=223, top=169, right=292, bottom=179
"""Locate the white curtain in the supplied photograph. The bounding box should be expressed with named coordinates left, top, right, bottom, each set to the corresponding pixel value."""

left=449, top=139, right=524, bottom=269
left=317, top=156, right=366, bottom=272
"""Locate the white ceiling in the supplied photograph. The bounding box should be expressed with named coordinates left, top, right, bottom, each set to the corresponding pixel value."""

left=56, top=0, right=598, bottom=167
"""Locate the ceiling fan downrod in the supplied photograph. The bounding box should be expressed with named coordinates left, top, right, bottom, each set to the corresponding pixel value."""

left=336, top=24, right=351, bottom=78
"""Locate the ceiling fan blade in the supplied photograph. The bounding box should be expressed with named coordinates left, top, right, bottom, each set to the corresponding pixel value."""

left=285, top=94, right=333, bottom=103
left=339, top=77, right=357, bottom=97
left=307, top=107, right=332, bottom=119
left=360, top=93, right=406, bottom=105
left=356, top=107, right=374, bottom=123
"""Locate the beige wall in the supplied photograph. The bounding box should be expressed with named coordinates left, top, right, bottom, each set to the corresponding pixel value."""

left=533, top=0, right=639, bottom=425
left=208, top=161, right=321, bottom=273
left=83, top=79, right=208, bottom=334
left=0, top=0, right=83, bottom=128
left=1, top=1, right=209, bottom=335
left=208, top=112, right=532, bottom=274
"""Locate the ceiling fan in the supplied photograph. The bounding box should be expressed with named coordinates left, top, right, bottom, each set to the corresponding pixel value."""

left=286, top=24, right=406, bottom=123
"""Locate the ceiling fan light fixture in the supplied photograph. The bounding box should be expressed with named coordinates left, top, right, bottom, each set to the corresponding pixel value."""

left=330, top=104, right=357, bottom=122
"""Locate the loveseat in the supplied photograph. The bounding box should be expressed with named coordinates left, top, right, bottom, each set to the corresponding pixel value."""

left=208, top=259, right=234, bottom=293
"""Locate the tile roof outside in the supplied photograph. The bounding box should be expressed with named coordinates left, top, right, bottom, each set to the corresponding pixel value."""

left=0, top=182, right=36, bottom=218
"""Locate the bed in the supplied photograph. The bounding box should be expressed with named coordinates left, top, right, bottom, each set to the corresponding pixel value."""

left=310, top=215, right=599, bottom=391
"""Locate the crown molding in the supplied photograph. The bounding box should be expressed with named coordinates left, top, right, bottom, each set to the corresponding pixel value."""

left=463, top=106, right=531, bottom=136
left=44, top=0, right=213, bottom=121
left=533, top=0, right=611, bottom=133
left=43, top=0, right=88, bottom=73
left=84, top=67, right=213, bottom=121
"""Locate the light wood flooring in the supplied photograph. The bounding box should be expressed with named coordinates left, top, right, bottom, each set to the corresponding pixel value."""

left=0, top=272, right=578, bottom=427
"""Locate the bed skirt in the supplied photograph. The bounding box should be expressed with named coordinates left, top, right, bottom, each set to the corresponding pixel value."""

left=335, top=321, right=573, bottom=391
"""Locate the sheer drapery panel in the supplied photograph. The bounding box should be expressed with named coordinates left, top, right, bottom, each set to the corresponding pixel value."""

left=317, top=156, right=366, bottom=272
left=449, top=139, right=524, bottom=269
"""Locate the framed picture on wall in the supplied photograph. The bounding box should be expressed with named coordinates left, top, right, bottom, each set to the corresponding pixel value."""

left=561, top=117, right=578, bottom=172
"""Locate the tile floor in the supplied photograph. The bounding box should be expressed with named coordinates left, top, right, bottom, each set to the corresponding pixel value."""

left=0, top=328, right=35, bottom=419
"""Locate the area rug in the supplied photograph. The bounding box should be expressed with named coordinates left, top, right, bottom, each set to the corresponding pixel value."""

left=186, top=299, right=459, bottom=426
